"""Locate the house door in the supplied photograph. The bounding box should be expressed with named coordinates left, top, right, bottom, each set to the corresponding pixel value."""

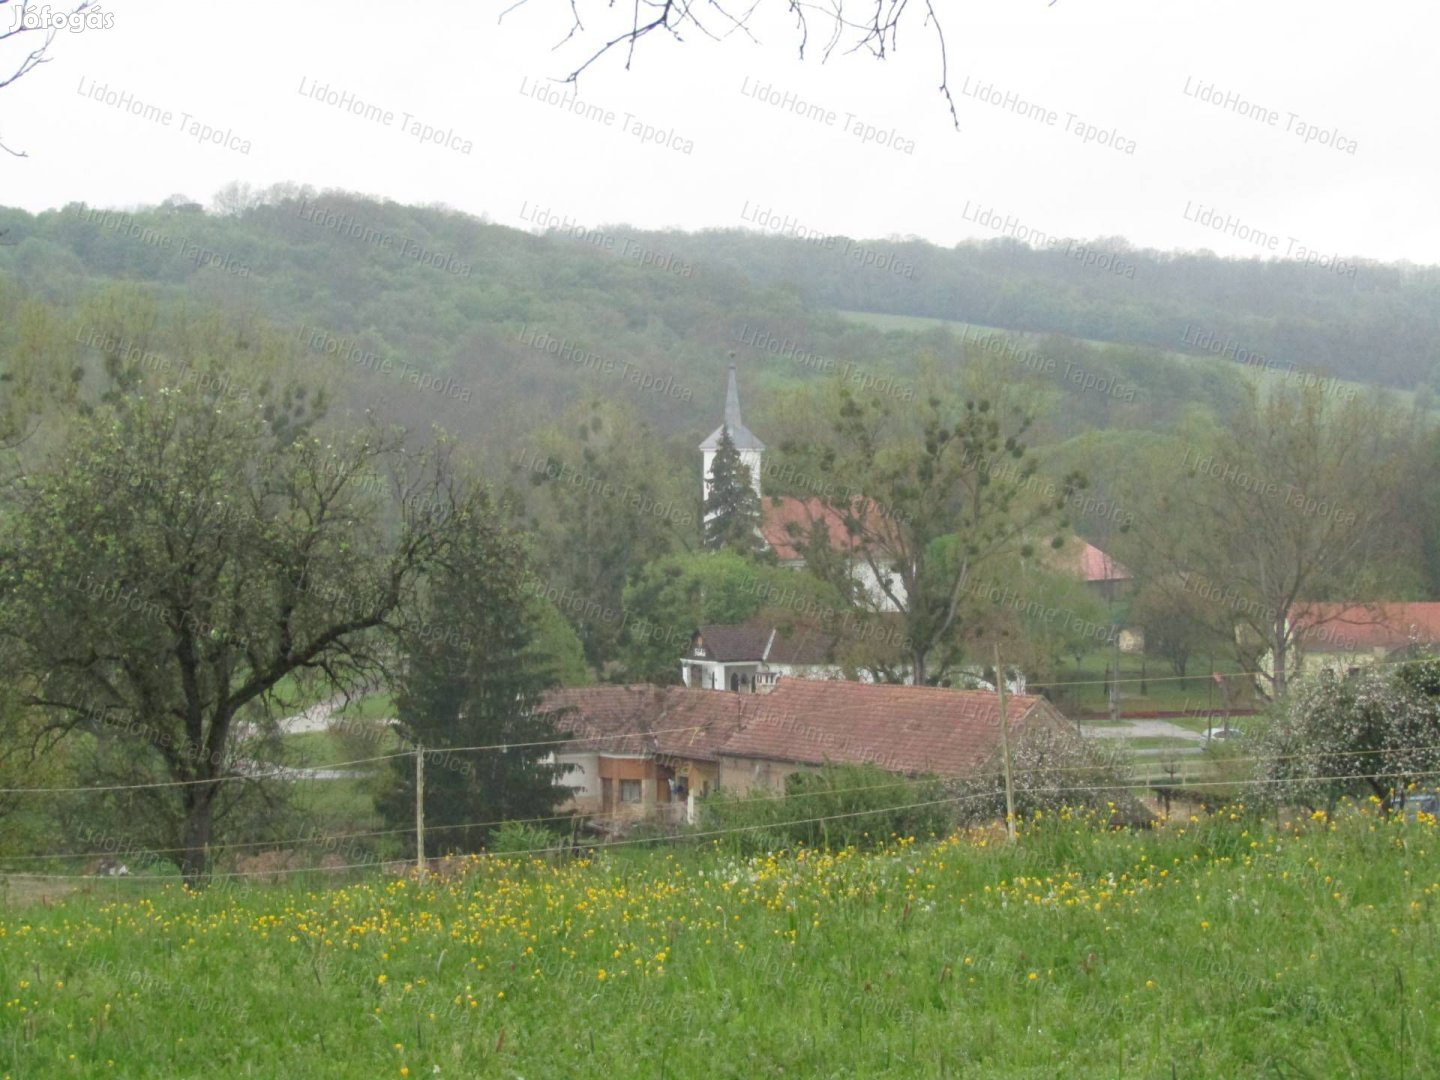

left=601, top=778, right=614, bottom=812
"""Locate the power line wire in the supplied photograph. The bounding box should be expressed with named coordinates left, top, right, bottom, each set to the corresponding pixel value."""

left=6, top=763, right=1436, bottom=884
left=7, top=756, right=1440, bottom=877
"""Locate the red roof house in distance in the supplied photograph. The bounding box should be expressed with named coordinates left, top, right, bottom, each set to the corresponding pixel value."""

left=1284, top=602, right=1440, bottom=678
left=1067, top=540, right=1133, bottom=601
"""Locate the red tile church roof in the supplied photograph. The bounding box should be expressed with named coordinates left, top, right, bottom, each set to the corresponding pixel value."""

left=760, top=496, right=895, bottom=562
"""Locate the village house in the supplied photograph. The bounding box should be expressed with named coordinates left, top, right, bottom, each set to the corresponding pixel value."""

left=679, top=622, right=844, bottom=693
left=545, top=685, right=766, bottom=825
left=545, top=678, right=1072, bottom=822
left=1266, top=602, right=1440, bottom=683
left=1069, top=540, right=1133, bottom=604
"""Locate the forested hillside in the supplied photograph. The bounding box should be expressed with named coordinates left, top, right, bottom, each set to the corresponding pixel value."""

left=3, top=187, right=1437, bottom=604
left=4, top=187, right=1434, bottom=472
left=619, top=227, right=1440, bottom=393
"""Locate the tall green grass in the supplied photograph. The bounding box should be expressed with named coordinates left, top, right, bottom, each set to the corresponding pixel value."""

left=1, top=805, right=1436, bottom=1078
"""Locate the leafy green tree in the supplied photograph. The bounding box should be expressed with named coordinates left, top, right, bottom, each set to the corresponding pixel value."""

left=1128, top=576, right=1229, bottom=678
left=379, top=498, right=576, bottom=853
left=515, top=398, right=692, bottom=672
left=988, top=556, right=1112, bottom=684
left=0, top=311, right=460, bottom=884
left=703, top=429, right=765, bottom=557
left=0, top=281, right=82, bottom=451
left=528, top=594, right=593, bottom=688
left=620, top=550, right=841, bottom=682
left=783, top=373, right=1082, bottom=684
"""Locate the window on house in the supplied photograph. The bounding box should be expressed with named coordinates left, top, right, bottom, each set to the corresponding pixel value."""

left=620, top=779, right=643, bottom=804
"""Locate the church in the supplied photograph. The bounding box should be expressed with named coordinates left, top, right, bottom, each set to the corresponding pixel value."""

left=682, top=366, right=1129, bottom=694
left=681, top=366, right=906, bottom=693
left=698, top=364, right=905, bottom=611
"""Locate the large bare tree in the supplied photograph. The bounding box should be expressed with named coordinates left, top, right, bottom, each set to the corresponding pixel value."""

left=1117, top=382, right=1412, bottom=700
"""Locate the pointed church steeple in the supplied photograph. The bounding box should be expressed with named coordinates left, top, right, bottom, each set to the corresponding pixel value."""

left=700, top=364, right=766, bottom=453
left=700, top=364, right=764, bottom=502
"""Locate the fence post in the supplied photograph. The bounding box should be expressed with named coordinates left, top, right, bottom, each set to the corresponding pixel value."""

left=995, top=645, right=1016, bottom=842
left=415, top=745, right=426, bottom=880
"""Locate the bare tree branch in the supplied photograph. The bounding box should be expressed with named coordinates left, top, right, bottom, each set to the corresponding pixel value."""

left=0, top=1, right=97, bottom=156
left=502, top=0, right=959, bottom=125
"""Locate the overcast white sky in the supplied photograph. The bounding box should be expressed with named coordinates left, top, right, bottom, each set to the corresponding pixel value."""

left=2, top=0, right=1435, bottom=264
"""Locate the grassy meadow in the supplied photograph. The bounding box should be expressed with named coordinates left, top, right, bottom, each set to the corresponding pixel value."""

left=2, top=806, right=1437, bottom=1078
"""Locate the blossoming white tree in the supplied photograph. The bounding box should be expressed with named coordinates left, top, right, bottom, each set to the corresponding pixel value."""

left=1254, top=658, right=1440, bottom=811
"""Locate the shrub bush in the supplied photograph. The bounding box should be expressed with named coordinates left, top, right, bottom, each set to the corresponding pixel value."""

left=702, top=763, right=952, bottom=853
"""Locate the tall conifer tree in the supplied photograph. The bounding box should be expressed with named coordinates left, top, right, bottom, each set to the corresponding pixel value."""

left=703, top=429, right=765, bottom=556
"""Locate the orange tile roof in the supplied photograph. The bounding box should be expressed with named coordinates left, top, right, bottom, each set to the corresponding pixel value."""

left=543, top=685, right=765, bottom=761
left=1289, top=603, right=1440, bottom=652
left=545, top=678, right=1069, bottom=778
left=760, top=496, right=895, bottom=562
left=717, top=678, right=1066, bottom=777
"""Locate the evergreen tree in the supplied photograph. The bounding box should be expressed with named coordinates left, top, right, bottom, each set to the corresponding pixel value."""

left=381, top=496, right=575, bottom=853
left=703, top=429, right=765, bottom=556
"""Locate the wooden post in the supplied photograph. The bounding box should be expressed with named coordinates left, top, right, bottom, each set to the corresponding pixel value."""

left=1109, top=629, right=1121, bottom=724
left=415, top=745, right=426, bottom=880
left=995, top=645, right=1016, bottom=843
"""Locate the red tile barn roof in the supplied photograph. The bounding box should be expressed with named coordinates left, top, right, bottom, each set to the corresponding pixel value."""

left=543, top=685, right=765, bottom=760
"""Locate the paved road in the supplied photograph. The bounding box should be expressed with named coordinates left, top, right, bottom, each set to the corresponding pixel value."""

left=1080, top=720, right=1206, bottom=741
left=277, top=694, right=351, bottom=735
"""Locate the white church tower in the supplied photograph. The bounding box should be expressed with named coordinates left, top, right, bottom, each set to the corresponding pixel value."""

left=699, top=364, right=764, bottom=503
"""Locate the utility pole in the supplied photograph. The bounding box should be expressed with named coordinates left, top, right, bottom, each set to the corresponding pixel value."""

left=1109, top=627, right=1122, bottom=724
left=995, top=645, right=1016, bottom=843
left=415, top=745, right=426, bottom=880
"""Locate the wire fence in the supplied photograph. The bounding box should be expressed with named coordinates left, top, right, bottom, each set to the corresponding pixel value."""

left=3, top=746, right=1437, bottom=886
